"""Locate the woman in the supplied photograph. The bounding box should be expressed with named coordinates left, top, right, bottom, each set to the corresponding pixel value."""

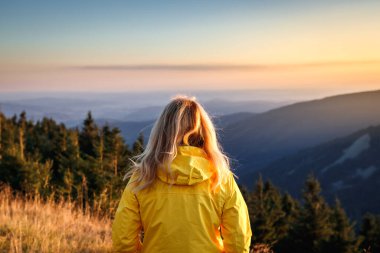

left=112, top=95, right=251, bottom=253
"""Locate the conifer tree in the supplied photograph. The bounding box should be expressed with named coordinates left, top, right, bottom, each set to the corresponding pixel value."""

left=290, top=174, right=333, bottom=253
left=132, top=132, right=144, bottom=156
left=0, top=151, right=23, bottom=190
left=326, top=199, right=359, bottom=253
left=103, top=126, right=128, bottom=176
left=14, top=154, right=52, bottom=196
left=58, top=128, right=81, bottom=198
left=239, top=184, right=251, bottom=204
left=273, top=193, right=300, bottom=252
left=69, top=129, right=80, bottom=160
left=77, top=112, right=103, bottom=199
left=359, top=214, right=380, bottom=252
left=79, top=111, right=99, bottom=157
left=250, top=176, right=284, bottom=246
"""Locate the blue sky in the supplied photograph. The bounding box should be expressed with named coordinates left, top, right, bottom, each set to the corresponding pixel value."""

left=0, top=0, right=379, bottom=92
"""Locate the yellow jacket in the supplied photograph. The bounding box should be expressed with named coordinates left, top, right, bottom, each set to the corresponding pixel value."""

left=112, top=145, right=252, bottom=253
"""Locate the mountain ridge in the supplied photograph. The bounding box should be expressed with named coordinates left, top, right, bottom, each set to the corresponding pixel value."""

left=251, top=124, right=380, bottom=219
left=222, top=89, right=380, bottom=176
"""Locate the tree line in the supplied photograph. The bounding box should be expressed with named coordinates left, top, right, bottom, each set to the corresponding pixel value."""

left=0, top=111, right=144, bottom=215
left=241, top=176, right=380, bottom=252
left=0, top=111, right=379, bottom=252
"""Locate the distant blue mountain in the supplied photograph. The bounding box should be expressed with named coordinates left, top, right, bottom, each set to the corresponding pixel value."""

left=253, top=125, right=380, bottom=219
left=0, top=95, right=288, bottom=126
left=222, top=90, right=380, bottom=177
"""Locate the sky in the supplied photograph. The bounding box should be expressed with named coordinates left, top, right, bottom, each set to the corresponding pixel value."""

left=0, top=0, right=380, bottom=94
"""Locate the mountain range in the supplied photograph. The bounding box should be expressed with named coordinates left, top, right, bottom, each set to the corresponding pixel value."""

left=221, top=90, right=380, bottom=178
left=0, top=97, right=288, bottom=127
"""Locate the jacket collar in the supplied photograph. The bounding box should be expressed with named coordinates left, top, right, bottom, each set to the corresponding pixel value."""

left=157, top=145, right=212, bottom=185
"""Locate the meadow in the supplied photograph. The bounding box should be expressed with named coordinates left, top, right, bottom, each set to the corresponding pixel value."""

left=0, top=185, right=112, bottom=253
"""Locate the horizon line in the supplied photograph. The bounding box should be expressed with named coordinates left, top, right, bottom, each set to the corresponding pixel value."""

left=72, top=60, right=380, bottom=72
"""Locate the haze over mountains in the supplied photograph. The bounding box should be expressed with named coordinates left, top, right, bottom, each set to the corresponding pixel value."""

left=0, top=90, right=295, bottom=127
left=222, top=90, right=380, bottom=177
left=1, top=89, right=379, bottom=169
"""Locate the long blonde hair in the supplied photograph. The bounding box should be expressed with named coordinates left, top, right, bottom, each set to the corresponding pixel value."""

left=126, top=95, right=231, bottom=191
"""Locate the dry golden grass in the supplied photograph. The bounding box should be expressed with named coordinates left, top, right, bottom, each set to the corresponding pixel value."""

left=0, top=186, right=112, bottom=253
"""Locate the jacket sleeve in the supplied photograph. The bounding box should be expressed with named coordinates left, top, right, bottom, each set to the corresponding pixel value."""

left=112, top=180, right=143, bottom=253
left=220, top=175, right=252, bottom=253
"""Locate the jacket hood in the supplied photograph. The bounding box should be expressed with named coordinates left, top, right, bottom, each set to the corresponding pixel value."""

left=157, top=145, right=213, bottom=185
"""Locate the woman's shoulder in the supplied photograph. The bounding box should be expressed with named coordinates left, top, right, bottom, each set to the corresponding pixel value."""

left=123, top=170, right=142, bottom=191
left=125, top=170, right=157, bottom=194
left=214, top=171, right=236, bottom=197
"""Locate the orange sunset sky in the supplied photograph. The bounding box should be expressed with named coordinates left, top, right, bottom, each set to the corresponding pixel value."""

left=0, top=1, right=379, bottom=94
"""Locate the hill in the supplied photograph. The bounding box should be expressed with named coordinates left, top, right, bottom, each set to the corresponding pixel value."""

left=254, top=124, right=380, bottom=219
left=222, top=89, right=380, bottom=176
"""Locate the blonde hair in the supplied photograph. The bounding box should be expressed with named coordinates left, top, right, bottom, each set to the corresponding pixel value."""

left=126, top=95, right=231, bottom=191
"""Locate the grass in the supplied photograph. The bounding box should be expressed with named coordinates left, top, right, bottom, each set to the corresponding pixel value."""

left=0, top=186, right=112, bottom=253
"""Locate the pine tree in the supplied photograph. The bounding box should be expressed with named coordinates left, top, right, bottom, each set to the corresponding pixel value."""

left=0, top=151, right=24, bottom=190
left=359, top=214, right=380, bottom=252
left=290, top=174, right=333, bottom=253
left=250, top=176, right=285, bottom=246
left=58, top=128, right=81, bottom=199
left=239, top=184, right=250, bottom=204
left=326, top=199, right=359, bottom=253
left=103, top=126, right=128, bottom=176
left=132, top=132, right=144, bottom=156
left=77, top=112, right=103, bottom=199
left=273, top=193, right=300, bottom=252
left=79, top=111, right=99, bottom=158
left=68, top=129, right=80, bottom=160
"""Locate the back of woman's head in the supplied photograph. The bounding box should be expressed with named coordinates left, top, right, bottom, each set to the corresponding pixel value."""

left=127, top=95, right=231, bottom=191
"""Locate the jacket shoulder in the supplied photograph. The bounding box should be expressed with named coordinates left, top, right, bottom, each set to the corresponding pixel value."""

left=217, top=171, right=238, bottom=200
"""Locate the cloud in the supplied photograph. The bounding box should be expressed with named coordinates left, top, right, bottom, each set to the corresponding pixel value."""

left=76, top=64, right=264, bottom=71
left=72, top=60, right=380, bottom=72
